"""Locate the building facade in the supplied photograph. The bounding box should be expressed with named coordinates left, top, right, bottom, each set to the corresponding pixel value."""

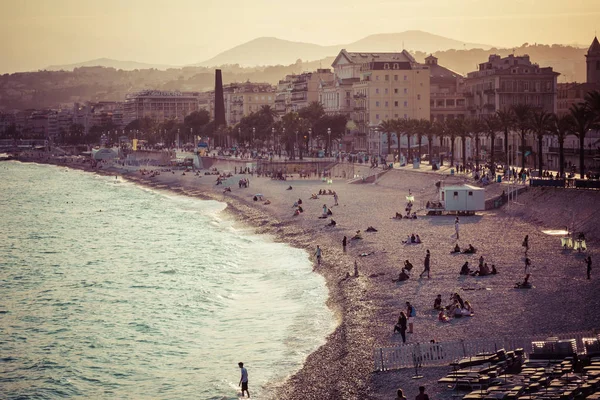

left=224, top=82, right=275, bottom=126
left=124, top=90, right=200, bottom=125
left=464, top=54, right=559, bottom=118
left=330, top=49, right=430, bottom=154
left=290, top=69, right=334, bottom=112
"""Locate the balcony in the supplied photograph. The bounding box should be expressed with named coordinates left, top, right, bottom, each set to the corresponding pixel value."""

left=353, top=106, right=366, bottom=111
left=353, top=93, right=366, bottom=99
left=484, top=88, right=496, bottom=95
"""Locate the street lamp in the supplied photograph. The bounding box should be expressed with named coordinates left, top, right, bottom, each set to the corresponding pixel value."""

left=271, top=127, right=275, bottom=152
left=252, top=127, right=256, bottom=147
left=308, top=128, right=312, bottom=156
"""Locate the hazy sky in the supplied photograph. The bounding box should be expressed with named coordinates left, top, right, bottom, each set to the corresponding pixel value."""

left=1, top=0, right=599, bottom=73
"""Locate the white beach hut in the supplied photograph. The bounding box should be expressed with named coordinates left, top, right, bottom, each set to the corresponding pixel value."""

left=440, top=185, right=485, bottom=214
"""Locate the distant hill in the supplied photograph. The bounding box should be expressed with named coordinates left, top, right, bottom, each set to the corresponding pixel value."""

left=45, top=58, right=179, bottom=71
left=196, top=30, right=493, bottom=67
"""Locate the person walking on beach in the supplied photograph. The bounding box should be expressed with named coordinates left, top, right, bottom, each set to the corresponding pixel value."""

left=333, top=191, right=339, bottom=206
left=393, top=312, right=408, bottom=343
left=419, top=250, right=431, bottom=279
left=454, top=217, right=460, bottom=240
left=586, top=256, right=592, bottom=280
left=238, top=362, right=250, bottom=397
left=406, top=302, right=415, bottom=333
left=315, top=245, right=322, bottom=266
left=522, top=235, right=529, bottom=253
left=415, top=386, right=429, bottom=400
left=342, top=236, right=347, bottom=252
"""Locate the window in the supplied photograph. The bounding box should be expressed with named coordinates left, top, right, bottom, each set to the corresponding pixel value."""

left=404, top=101, right=408, bottom=107
left=385, top=101, right=389, bottom=107
left=385, top=88, right=388, bottom=94
left=376, top=88, right=379, bottom=94
left=417, top=94, right=421, bottom=100
left=376, top=101, right=380, bottom=107
left=454, top=192, right=458, bottom=197
left=384, top=63, right=390, bottom=70
left=376, top=75, right=380, bottom=80
left=376, top=114, right=380, bottom=120
left=394, top=63, right=399, bottom=70
left=385, top=74, right=389, bottom=81
left=404, top=88, right=408, bottom=94
left=394, top=88, right=399, bottom=94
left=404, top=75, right=407, bottom=81
left=394, top=101, right=399, bottom=107
left=394, top=75, right=398, bottom=81
left=468, top=191, right=473, bottom=196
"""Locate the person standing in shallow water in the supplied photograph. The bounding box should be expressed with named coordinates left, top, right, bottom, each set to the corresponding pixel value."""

left=238, top=362, right=249, bottom=397
left=586, top=256, right=592, bottom=280
left=342, top=236, right=347, bottom=252
left=314, top=245, right=322, bottom=266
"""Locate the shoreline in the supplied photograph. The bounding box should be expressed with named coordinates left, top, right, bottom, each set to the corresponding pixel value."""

left=8, top=155, right=600, bottom=400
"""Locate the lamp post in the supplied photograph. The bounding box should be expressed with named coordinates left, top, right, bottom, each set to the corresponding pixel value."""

left=295, top=130, right=298, bottom=160
left=281, top=127, right=285, bottom=158
left=327, top=127, right=331, bottom=158
left=271, top=127, right=275, bottom=153
left=252, top=127, right=256, bottom=148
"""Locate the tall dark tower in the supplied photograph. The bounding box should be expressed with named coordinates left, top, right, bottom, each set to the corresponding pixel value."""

left=586, top=36, right=600, bottom=85
left=214, top=69, right=226, bottom=127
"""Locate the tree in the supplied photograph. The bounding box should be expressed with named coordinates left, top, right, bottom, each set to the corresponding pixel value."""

left=426, top=121, right=438, bottom=164
left=496, top=109, right=514, bottom=165
left=549, top=113, right=573, bottom=178
left=447, top=118, right=464, bottom=168
left=415, top=119, right=431, bottom=162
left=281, top=112, right=300, bottom=159
left=483, top=115, right=501, bottom=172
left=569, top=103, right=596, bottom=178
left=378, top=119, right=396, bottom=157
left=467, top=118, right=484, bottom=171
left=584, top=90, right=600, bottom=121
left=184, top=110, right=210, bottom=142
left=511, top=104, right=533, bottom=169
left=530, top=110, right=553, bottom=176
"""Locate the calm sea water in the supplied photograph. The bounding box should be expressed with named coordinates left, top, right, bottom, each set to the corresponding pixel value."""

left=0, top=161, right=335, bottom=399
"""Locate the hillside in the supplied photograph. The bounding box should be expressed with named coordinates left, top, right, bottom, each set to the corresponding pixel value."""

left=197, top=31, right=492, bottom=67
left=0, top=44, right=586, bottom=111
left=45, top=58, right=180, bottom=72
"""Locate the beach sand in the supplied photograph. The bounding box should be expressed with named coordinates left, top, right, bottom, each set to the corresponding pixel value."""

left=12, top=154, right=600, bottom=400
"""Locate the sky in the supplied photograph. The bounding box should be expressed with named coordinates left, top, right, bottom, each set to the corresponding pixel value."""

left=1, top=0, right=599, bottom=74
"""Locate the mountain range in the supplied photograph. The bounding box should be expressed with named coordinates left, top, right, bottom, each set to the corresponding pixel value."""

left=46, top=30, right=493, bottom=71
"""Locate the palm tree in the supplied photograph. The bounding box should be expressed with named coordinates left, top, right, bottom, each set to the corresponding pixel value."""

left=448, top=118, right=469, bottom=168
left=445, top=119, right=460, bottom=167
left=378, top=119, right=396, bottom=157
left=584, top=90, right=600, bottom=120
left=260, top=104, right=278, bottom=121
left=467, top=118, right=485, bottom=171
left=496, top=109, right=514, bottom=166
left=426, top=121, right=437, bottom=165
left=416, top=119, right=431, bottom=162
left=549, top=113, right=573, bottom=178
left=483, top=115, right=501, bottom=173
left=569, top=103, right=596, bottom=178
left=393, top=118, right=407, bottom=161
left=530, top=110, right=553, bottom=177
left=511, top=104, right=533, bottom=170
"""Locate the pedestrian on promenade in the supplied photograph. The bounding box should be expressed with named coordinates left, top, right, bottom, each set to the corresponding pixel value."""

left=415, top=386, right=429, bottom=400
left=315, top=245, right=322, bottom=266
left=333, top=191, right=339, bottom=206
left=420, top=250, right=431, bottom=279
left=342, top=236, right=347, bottom=252
left=238, top=362, right=249, bottom=397
left=586, top=256, right=592, bottom=280
left=455, top=217, right=460, bottom=240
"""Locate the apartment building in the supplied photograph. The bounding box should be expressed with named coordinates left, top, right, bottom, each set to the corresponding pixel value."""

left=464, top=54, right=559, bottom=118
left=225, top=82, right=275, bottom=125
left=124, top=90, right=200, bottom=125
left=275, top=75, right=294, bottom=117
left=330, top=49, right=430, bottom=153
left=290, top=69, right=334, bottom=112
left=427, top=55, right=466, bottom=123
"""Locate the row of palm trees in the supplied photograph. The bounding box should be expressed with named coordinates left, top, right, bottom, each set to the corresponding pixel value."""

left=377, top=90, right=600, bottom=178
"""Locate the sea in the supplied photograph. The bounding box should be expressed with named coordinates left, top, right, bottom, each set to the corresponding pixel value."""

left=0, top=161, right=335, bottom=399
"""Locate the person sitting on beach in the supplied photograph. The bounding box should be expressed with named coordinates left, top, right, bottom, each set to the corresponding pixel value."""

left=411, top=212, right=417, bottom=219
left=223, top=187, right=231, bottom=193
left=463, top=244, right=476, bottom=254
left=393, top=268, right=410, bottom=282
left=415, top=234, right=421, bottom=244
left=327, top=219, right=337, bottom=227
left=410, top=234, right=416, bottom=243
left=253, top=195, right=258, bottom=201
left=452, top=243, right=461, bottom=253
left=402, top=235, right=411, bottom=244
left=453, top=302, right=464, bottom=318
left=433, top=294, right=443, bottom=310
left=287, top=186, right=293, bottom=190
left=327, top=209, right=333, bottom=216
left=460, top=262, right=471, bottom=275
left=394, top=212, right=403, bottom=219
left=491, top=264, right=498, bottom=274
left=438, top=310, right=450, bottom=322
left=297, top=199, right=302, bottom=205
left=293, top=209, right=300, bottom=216
left=396, top=388, right=407, bottom=400
left=298, top=206, right=303, bottom=213
left=352, top=230, right=362, bottom=240
left=366, top=226, right=378, bottom=232
left=293, top=201, right=299, bottom=208
left=318, top=189, right=323, bottom=195
left=263, top=200, right=271, bottom=205
left=463, top=300, right=474, bottom=315
left=473, top=262, right=490, bottom=276
left=310, top=193, right=319, bottom=200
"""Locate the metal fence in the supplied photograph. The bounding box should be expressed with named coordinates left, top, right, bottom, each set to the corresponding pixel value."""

left=374, top=329, right=599, bottom=371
